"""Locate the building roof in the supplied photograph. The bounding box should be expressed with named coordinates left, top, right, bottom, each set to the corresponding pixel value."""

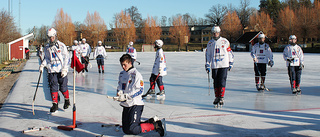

left=8, top=33, right=34, bottom=45
left=235, top=31, right=263, bottom=43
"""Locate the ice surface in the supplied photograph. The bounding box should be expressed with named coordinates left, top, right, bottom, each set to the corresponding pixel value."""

left=0, top=51, right=320, bottom=136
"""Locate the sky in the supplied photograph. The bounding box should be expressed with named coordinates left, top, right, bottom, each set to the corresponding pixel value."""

left=0, top=0, right=260, bottom=35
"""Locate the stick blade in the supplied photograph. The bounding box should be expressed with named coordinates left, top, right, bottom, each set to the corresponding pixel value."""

left=57, top=126, right=73, bottom=131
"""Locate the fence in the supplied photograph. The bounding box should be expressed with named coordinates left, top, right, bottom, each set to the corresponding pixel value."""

left=0, top=43, right=9, bottom=64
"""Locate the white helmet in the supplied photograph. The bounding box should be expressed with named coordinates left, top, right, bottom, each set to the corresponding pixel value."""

left=98, top=41, right=102, bottom=44
left=129, top=41, right=133, bottom=46
left=154, top=40, right=164, bottom=48
left=74, top=40, right=78, bottom=44
left=82, top=38, right=86, bottom=42
left=47, top=28, right=57, bottom=37
left=289, top=35, right=297, bottom=40
left=211, top=26, right=221, bottom=33
left=258, top=34, right=265, bottom=38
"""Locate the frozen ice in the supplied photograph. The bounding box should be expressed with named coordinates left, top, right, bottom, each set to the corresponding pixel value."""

left=0, top=51, right=320, bottom=136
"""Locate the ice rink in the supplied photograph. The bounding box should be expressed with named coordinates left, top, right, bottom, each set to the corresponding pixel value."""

left=0, top=51, right=320, bottom=136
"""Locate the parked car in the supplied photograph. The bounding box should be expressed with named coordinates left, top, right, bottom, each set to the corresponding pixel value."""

left=105, top=45, right=112, bottom=49
left=111, top=46, right=120, bottom=49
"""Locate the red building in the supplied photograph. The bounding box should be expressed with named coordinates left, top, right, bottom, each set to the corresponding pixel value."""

left=8, top=33, right=34, bottom=60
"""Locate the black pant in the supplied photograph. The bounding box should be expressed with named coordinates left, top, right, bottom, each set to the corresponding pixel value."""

left=254, top=63, right=267, bottom=76
left=96, top=55, right=104, bottom=65
left=122, top=105, right=144, bottom=135
left=212, top=68, right=228, bottom=88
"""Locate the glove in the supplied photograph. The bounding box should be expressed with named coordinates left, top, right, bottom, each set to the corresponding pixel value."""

left=228, top=62, right=233, bottom=71
left=61, top=68, right=68, bottom=78
left=205, top=64, right=210, bottom=73
left=268, top=60, right=274, bottom=67
left=116, top=90, right=131, bottom=102
left=253, top=57, right=258, bottom=63
left=299, top=63, right=304, bottom=69
left=39, top=65, right=44, bottom=73
left=159, top=68, right=162, bottom=73
left=286, top=58, right=294, bottom=62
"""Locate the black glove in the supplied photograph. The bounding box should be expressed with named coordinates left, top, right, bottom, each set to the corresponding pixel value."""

left=286, top=58, right=294, bottom=62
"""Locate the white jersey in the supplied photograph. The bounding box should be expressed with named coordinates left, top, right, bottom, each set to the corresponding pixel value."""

left=71, top=45, right=81, bottom=58
left=117, top=68, right=144, bottom=107
left=251, top=42, right=273, bottom=64
left=94, top=46, right=107, bottom=59
left=283, top=44, right=304, bottom=67
left=152, top=48, right=167, bottom=76
left=41, top=41, right=69, bottom=73
left=126, top=46, right=137, bottom=60
left=206, top=37, right=234, bottom=69
left=79, top=43, right=91, bottom=57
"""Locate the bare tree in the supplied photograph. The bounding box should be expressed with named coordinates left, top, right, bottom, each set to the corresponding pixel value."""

left=205, top=4, right=228, bottom=25
left=237, top=0, right=254, bottom=28
left=125, top=6, right=143, bottom=28
left=161, top=16, right=167, bottom=27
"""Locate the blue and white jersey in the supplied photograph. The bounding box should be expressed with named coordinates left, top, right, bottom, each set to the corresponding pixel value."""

left=126, top=46, right=137, bottom=60
left=206, top=37, right=234, bottom=69
left=80, top=43, right=91, bottom=57
left=152, top=48, right=167, bottom=76
left=117, top=68, right=144, bottom=107
left=283, top=44, right=304, bottom=67
left=41, top=41, right=69, bottom=73
left=251, top=42, right=273, bottom=64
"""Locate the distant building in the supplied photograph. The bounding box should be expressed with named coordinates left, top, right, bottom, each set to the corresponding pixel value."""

left=234, top=31, right=272, bottom=51
left=8, top=33, right=34, bottom=60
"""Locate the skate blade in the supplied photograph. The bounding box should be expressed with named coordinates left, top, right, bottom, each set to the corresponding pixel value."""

left=156, top=94, right=166, bottom=100
left=144, top=94, right=156, bottom=99
left=48, top=111, right=58, bottom=115
left=161, top=118, right=167, bottom=136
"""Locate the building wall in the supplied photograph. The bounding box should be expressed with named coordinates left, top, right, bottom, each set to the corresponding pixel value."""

left=10, top=39, right=24, bottom=60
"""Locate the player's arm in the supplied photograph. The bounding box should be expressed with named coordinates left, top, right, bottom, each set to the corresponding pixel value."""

left=128, top=74, right=144, bottom=99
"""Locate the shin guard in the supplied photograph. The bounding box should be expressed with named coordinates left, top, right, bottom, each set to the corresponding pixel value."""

left=62, top=90, right=69, bottom=99
left=140, top=123, right=155, bottom=133
left=51, top=92, right=58, bottom=104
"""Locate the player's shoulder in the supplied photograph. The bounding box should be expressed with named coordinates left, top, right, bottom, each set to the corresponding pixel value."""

left=207, top=39, right=215, bottom=44
left=219, top=37, right=229, bottom=44
left=57, top=41, right=66, bottom=46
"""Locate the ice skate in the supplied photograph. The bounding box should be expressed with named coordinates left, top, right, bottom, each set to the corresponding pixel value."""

left=156, top=90, right=166, bottom=100
left=213, top=97, right=220, bottom=108
left=219, top=97, right=224, bottom=108
left=142, top=89, right=155, bottom=98
left=292, top=87, right=297, bottom=94
left=296, top=87, right=301, bottom=94
left=154, top=118, right=166, bottom=137
left=259, top=84, right=266, bottom=91
left=98, top=69, right=101, bottom=73
left=144, top=115, right=160, bottom=124
left=63, top=99, right=70, bottom=109
left=256, top=84, right=262, bottom=91
left=50, top=103, right=58, bottom=113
